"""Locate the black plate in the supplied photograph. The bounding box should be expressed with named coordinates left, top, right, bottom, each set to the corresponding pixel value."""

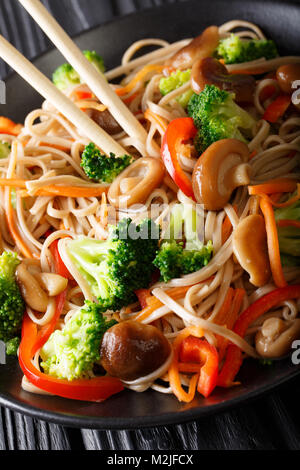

left=0, top=0, right=300, bottom=429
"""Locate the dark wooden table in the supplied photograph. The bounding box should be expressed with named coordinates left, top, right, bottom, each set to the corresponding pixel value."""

left=0, top=0, right=300, bottom=451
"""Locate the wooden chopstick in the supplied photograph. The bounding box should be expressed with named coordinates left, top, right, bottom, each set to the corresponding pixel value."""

left=18, top=0, right=148, bottom=146
left=0, top=34, right=126, bottom=157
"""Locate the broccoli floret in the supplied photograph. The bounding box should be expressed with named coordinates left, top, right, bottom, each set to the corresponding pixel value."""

left=40, top=301, right=116, bottom=381
left=66, top=218, right=160, bottom=312
left=159, top=69, right=193, bottom=108
left=0, top=141, right=11, bottom=159
left=81, top=143, right=132, bottom=183
left=53, top=50, right=105, bottom=90
left=275, top=198, right=300, bottom=266
left=153, top=204, right=213, bottom=282
left=6, top=337, right=20, bottom=356
left=0, top=251, right=25, bottom=345
left=188, top=84, right=256, bottom=153
left=217, top=34, right=278, bottom=64
left=82, top=50, right=105, bottom=73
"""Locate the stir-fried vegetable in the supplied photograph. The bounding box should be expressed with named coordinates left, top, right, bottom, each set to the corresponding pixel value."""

left=40, top=301, right=116, bottom=381
left=19, top=313, right=124, bottom=402
left=216, top=34, right=278, bottom=64
left=81, top=143, right=132, bottom=183
left=161, top=117, right=197, bottom=198
left=0, top=141, right=11, bottom=159
left=52, top=50, right=105, bottom=90
left=263, top=95, right=290, bottom=123
left=66, top=218, right=160, bottom=313
left=153, top=203, right=213, bottom=282
left=179, top=336, right=219, bottom=398
left=0, top=252, right=24, bottom=353
left=275, top=199, right=300, bottom=266
left=159, top=69, right=193, bottom=107
left=218, top=285, right=300, bottom=387
left=188, top=85, right=256, bottom=153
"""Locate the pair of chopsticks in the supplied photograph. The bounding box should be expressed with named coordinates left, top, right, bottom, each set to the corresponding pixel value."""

left=0, top=0, right=148, bottom=156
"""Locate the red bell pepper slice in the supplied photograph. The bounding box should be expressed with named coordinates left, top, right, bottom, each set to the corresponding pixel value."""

left=50, top=239, right=73, bottom=280
left=161, top=117, right=197, bottom=200
left=180, top=336, right=219, bottom=398
left=74, top=90, right=93, bottom=100
left=263, top=95, right=290, bottom=123
left=19, top=314, right=124, bottom=402
left=135, top=289, right=151, bottom=309
left=218, top=284, right=300, bottom=388
left=32, top=289, right=67, bottom=355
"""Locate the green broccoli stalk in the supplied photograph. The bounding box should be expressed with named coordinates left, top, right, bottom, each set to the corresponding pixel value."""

left=81, top=143, right=132, bottom=183
left=40, top=301, right=116, bottom=381
left=0, top=252, right=25, bottom=352
left=216, top=34, right=278, bottom=64
left=66, top=218, right=160, bottom=313
left=159, top=69, right=193, bottom=108
left=188, top=84, right=256, bottom=153
left=0, top=141, right=11, bottom=159
left=274, top=199, right=300, bottom=266
left=153, top=203, right=213, bottom=282
left=53, top=50, right=105, bottom=91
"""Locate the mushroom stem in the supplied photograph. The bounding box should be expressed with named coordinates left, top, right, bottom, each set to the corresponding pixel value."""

left=229, top=163, right=251, bottom=187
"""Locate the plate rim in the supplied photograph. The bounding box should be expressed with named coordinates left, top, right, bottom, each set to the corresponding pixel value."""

left=0, top=365, right=299, bottom=429
left=0, top=0, right=300, bottom=429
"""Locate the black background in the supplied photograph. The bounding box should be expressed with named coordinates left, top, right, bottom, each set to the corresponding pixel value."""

left=1, top=0, right=300, bottom=451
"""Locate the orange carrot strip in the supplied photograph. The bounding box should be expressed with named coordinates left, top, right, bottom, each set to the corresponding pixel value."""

left=217, top=289, right=245, bottom=361
left=122, top=91, right=140, bottom=105
left=0, top=179, right=109, bottom=199
left=222, top=215, right=233, bottom=244
left=0, top=178, right=26, bottom=188
left=248, top=178, right=297, bottom=195
left=212, top=288, right=234, bottom=326
left=0, top=117, right=23, bottom=136
left=277, top=219, right=300, bottom=229
left=34, top=185, right=109, bottom=198
left=134, top=285, right=195, bottom=322
left=144, top=108, right=168, bottom=135
left=258, top=185, right=300, bottom=208
left=115, top=64, right=163, bottom=96
left=260, top=198, right=287, bottom=288
left=6, top=187, right=34, bottom=259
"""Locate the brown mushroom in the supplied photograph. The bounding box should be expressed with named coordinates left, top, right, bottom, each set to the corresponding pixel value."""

left=108, top=157, right=165, bottom=209
left=233, top=214, right=271, bottom=287
left=16, top=262, right=49, bottom=313
left=165, top=26, right=219, bottom=71
left=191, top=57, right=256, bottom=102
left=86, top=108, right=122, bottom=135
left=276, top=64, right=300, bottom=94
left=192, top=138, right=251, bottom=211
left=100, top=320, right=171, bottom=381
left=34, top=272, right=68, bottom=297
left=255, top=317, right=300, bottom=358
